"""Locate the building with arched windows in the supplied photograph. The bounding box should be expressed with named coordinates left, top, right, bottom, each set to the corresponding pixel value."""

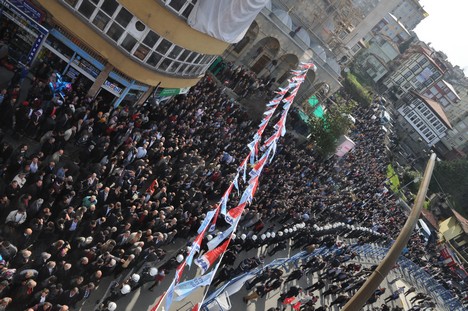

left=220, top=0, right=344, bottom=104
left=1, top=0, right=231, bottom=106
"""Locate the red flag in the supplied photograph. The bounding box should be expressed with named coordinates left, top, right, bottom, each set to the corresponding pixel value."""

left=225, top=202, right=246, bottom=225
left=195, top=238, right=231, bottom=274
left=192, top=303, right=199, bottom=311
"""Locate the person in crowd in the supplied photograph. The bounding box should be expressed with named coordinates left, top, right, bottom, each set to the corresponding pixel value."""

left=0, top=54, right=461, bottom=311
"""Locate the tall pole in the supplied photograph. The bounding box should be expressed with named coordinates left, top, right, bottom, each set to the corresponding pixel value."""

left=342, top=153, right=436, bottom=311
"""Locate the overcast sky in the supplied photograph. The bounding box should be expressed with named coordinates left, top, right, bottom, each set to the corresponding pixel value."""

left=415, top=0, right=468, bottom=73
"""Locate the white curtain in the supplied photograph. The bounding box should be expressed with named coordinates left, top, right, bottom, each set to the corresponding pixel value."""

left=188, top=0, right=269, bottom=43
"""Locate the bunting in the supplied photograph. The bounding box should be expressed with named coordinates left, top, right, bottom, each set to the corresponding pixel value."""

left=207, top=224, right=235, bottom=250
left=195, top=238, right=231, bottom=274
left=153, top=62, right=316, bottom=311
left=174, top=271, right=215, bottom=301
left=225, top=202, right=247, bottom=225
left=197, top=210, right=217, bottom=234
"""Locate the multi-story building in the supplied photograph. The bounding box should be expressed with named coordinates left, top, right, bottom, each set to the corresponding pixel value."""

left=2, top=0, right=233, bottom=106
left=422, top=80, right=461, bottom=109
left=356, top=35, right=400, bottom=83
left=383, top=44, right=446, bottom=99
left=440, top=117, right=468, bottom=152
left=397, top=91, right=451, bottom=147
left=365, top=13, right=411, bottom=45
left=391, top=0, right=428, bottom=31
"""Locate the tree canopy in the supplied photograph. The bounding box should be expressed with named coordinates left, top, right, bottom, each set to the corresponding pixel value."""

left=429, top=159, right=468, bottom=217
left=307, top=102, right=353, bottom=156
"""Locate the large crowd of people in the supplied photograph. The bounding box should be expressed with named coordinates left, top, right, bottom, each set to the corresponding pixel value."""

left=0, top=46, right=465, bottom=311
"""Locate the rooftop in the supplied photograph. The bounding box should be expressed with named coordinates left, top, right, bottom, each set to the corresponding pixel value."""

left=442, top=80, right=461, bottom=101
left=412, top=91, right=452, bottom=129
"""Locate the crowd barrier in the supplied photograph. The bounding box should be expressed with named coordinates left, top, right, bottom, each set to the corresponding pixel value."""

left=201, top=243, right=465, bottom=311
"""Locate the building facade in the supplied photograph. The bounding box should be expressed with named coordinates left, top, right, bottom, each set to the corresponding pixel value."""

left=2, top=0, right=231, bottom=106
left=383, top=44, right=446, bottom=99
left=391, top=0, right=428, bottom=30
left=221, top=0, right=344, bottom=104
left=397, top=92, right=451, bottom=146
left=421, top=80, right=461, bottom=109
left=365, top=13, right=411, bottom=45
left=357, top=35, right=400, bottom=83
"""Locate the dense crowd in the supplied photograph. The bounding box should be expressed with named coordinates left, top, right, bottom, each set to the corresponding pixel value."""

left=210, top=59, right=275, bottom=99
left=0, top=46, right=465, bottom=311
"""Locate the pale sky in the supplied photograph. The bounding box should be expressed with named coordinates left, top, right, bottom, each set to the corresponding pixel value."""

left=415, top=0, right=468, bottom=73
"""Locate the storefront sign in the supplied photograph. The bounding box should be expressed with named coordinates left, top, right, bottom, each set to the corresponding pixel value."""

left=73, top=57, right=100, bottom=78
left=159, top=87, right=191, bottom=97
left=8, top=0, right=45, bottom=22
left=1, top=1, right=48, bottom=34
left=27, top=32, right=45, bottom=65
left=65, top=67, right=80, bottom=80
left=104, top=80, right=123, bottom=95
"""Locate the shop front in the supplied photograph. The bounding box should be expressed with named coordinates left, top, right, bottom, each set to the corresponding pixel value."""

left=35, top=28, right=149, bottom=106
left=0, top=0, right=48, bottom=65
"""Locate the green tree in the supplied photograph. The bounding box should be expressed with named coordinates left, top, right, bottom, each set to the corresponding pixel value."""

left=307, top=104, right=352, bottom=156
left=342, top=73, right=373, bottom=106
left=401, top=169, right=421, bottom=194
left=429, top=159, right=468, bottom=217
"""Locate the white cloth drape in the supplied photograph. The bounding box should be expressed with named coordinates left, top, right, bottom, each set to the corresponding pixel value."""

left=188, top=0, right=269, bottom=43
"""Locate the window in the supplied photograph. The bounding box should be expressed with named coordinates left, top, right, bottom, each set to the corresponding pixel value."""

left=410, top=64, right=420, bottom=73
left=179, top=50, right=191, bottom=62
left=418, top=57, right=428, bottom=66
left=168, top=46, right=182, bottom=60
left=64, top=0, right=213, bottom=77
left=159, top=58, right=173, bottom=71
left=121, top=34, right=137, bottom=52
left=78, top=0, right=97, bottom=18
left=115, top=8, right=133, bottom=27
left=143, top=31, right=160, bottom=48
left=101, top=0, right=119, bottom=16
left=162, top=0, right=198, bottom=19
left=106, top=22, right=124, bottom=41
left=167, top=0, right=186, bottom=11
left=448, top=93, right=457, bottom=101
left=93, top=11, right=111, bottom=30
left=147, top=52, right=162, bottom=67
left=134, top=44, right=150, bottom=61
left=156, top=39, right=172, bottom=55
left=403, top=71, right=412, bottom=79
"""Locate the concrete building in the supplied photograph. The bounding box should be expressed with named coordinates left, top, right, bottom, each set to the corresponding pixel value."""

left=357, top=35, right=400, bottom=83
left=365, top=13, right=411, bottom=45
left=397, top=91, right=451, bottom=147
left=341, top=0, right=402, bottom=50
left=440, top=117, right=468, bottom=152
left=2, top=0, right=232, bottom=106
left=383, top=44, right=446, bottom=99
left=391, top=0, right=428, bottom=30
left=422, top=80, right=461, bottom=109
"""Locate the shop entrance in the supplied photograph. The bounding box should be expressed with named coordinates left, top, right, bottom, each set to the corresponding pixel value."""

left=96, top=88, right=117, bottom=109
